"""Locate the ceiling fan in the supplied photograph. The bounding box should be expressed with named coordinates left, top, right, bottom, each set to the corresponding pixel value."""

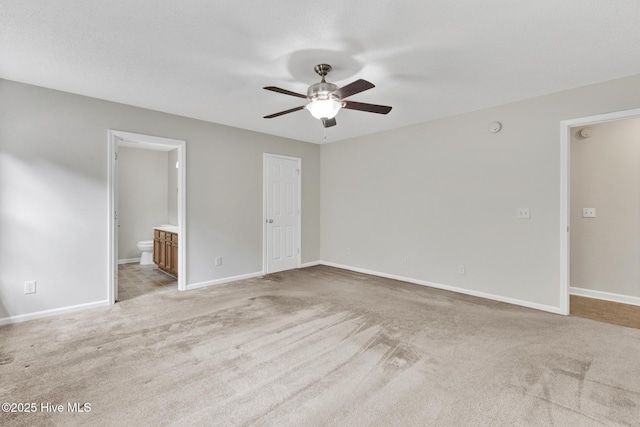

left=263, top=64, right=392, bottom=128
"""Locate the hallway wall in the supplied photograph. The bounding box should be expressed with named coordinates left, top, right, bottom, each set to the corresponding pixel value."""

left=571, top=118, right=640, bottom=299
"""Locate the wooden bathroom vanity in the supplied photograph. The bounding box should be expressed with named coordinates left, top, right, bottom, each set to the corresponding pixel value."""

left=153, top=227, right=178, bottom=277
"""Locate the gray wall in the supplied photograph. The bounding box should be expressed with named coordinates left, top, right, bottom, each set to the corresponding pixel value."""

left=117, top=146, right=169, bottom=260
left=3, top=73, right=640, bottom=321
left=0, top=79, right=320, bottom=320
left=571, top=118, right=640, bottom=298
left=320, top=74, right=640, bottom=312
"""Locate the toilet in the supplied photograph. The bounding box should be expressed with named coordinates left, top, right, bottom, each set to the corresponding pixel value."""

left=137, top=240, right=154, bottom=265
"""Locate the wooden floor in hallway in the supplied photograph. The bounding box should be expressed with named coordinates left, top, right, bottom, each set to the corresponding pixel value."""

left=570, top=294, right=640, bottom=329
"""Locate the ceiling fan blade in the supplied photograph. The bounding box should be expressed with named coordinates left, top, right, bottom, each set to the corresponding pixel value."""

left=263, top=105, right=306, bottom=119
left=263, top=86, right=308, bottom=99
left=342, top=100, right=392, bottom=115
left=322, top=117, right=337, bottom=128
left=333, top=79, right=375, bottom=99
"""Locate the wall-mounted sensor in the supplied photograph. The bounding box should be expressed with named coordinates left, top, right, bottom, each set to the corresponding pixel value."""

left=489, top=122, right=502, bottom=133
left=580, top=127, right=593, bottom=138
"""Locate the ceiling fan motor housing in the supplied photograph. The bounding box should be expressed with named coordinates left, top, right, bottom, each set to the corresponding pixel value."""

left=307, top=82, right=339, bottom=101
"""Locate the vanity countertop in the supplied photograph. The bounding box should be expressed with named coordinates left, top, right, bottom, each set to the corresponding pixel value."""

left=154, top=226, right=178, bottom=234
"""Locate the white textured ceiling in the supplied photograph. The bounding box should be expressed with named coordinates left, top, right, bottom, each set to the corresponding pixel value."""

left=2, top=1, right=640, bottom=144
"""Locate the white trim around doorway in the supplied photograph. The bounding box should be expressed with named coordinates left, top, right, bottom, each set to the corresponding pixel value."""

left=559, top=107, right=640, bottom=316
left=108, top=130, right=187, bottom=304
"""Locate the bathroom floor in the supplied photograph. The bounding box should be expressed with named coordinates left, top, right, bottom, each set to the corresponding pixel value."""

left=117, top=263, right=177, bottom=302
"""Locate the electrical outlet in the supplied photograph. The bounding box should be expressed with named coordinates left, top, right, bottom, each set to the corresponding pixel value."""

left=345, top=248, right=350, bottom=255
left=458, top=265, right=465, bottom=275
left=24, top=280, right=37, bottom=294
left=582, top=208, right=596, bottom=218
left=214, top=257, right=222, bottom=266
left=516, top=208, right=530, bottom=219
left=403, top=256, right=410, bottom=265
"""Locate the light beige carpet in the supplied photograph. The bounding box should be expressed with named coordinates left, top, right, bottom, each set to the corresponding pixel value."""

left=1, top=265, right=639, bottom=426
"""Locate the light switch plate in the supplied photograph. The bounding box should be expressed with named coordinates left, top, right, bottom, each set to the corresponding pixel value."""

left=517, top=208, right=530, bottom=219
left=582, top=208, right=596, bottom=218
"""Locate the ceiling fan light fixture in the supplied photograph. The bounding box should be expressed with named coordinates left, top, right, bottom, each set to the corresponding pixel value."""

left=307, top=99, right=341, bottom=120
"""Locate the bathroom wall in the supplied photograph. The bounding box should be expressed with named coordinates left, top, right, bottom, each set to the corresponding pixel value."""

left=168, top=148, right=178, bottom=226
left=117, top=146, right=170, bottom=261
left=571, top=118, right=640, bottom=299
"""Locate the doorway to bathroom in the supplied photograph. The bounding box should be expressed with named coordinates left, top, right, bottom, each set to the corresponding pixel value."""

left=108, top=130, right=186, bottom=304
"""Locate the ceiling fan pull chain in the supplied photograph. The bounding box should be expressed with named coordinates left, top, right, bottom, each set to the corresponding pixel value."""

left=323, top=127, right=327, bottom=143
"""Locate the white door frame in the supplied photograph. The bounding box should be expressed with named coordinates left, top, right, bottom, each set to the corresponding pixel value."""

left=559, top=107, right=640, bottom=315
left=263, top=153, right=302, bottom=274
left=108, top=130, right=187, bottom=304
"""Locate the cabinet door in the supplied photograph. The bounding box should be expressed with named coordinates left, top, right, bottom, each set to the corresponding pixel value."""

left=153, top=237, right=161, bottom=265
left=158, top=232, right=167, bottom=269
left=170, top=241, right=178, bottom=276
left=164, top=237, right=172, bottom=274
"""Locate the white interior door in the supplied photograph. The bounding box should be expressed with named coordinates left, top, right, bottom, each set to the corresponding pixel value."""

left=265, top=154, right=300, bottom=273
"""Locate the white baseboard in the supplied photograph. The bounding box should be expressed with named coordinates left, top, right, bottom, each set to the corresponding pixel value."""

left=0, top=300, right=111, bottom=326
left=320, top=261, right=564, bottom=315
left=300, top=261, right=321, bottom=268
left=118, top=258, right=140, bottom=264
left=570, top=287, right=640, bottom=307
left=187, top=271, right=264, bottom=291
left=0, top=263, right=568, bottom=326
left=185, top=262, right=321, bottom=292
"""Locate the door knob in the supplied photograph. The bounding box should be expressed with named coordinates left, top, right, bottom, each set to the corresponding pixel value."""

left=268, top=219, right=274, bottom=223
